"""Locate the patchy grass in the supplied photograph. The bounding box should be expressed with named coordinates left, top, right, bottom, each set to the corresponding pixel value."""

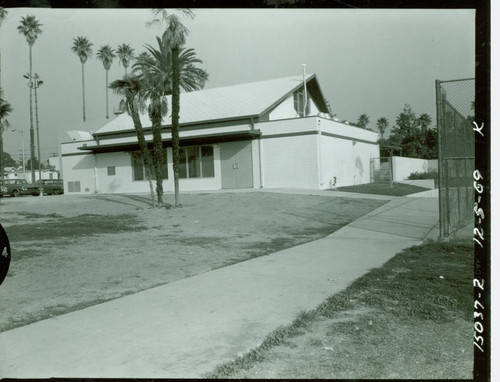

left=5, top=213, right=147, bottom=242
left=0, top=192, right=387, bottom=332
left=336, top=182, right=428, bottom=196
left=206, top=239, right=473, bottom=379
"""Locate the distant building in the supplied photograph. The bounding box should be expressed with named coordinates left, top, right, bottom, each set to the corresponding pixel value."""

left=61, top=74, right=379, bottom=194
left=2, top=167, right=59, bottom=182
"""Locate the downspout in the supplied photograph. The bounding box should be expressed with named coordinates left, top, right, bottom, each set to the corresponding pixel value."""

left=316, top=118, right=322, bottom=189
left=93, top=152, right=98, bottom=193
left=302, top=64, right=308, bottom=116
left=258, top=137, right=263, bottom=188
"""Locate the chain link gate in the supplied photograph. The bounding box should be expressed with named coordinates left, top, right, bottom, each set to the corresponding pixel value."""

left=435, top=78, right=475, bottom=238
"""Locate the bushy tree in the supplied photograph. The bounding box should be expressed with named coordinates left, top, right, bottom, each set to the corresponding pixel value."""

left=2, top=152, right=18, bottom=167
left=385, top=104, right=437, bottom=159
left=0, top=89, right=12, bottom=179
left=26, top=156, right=44, bottom=170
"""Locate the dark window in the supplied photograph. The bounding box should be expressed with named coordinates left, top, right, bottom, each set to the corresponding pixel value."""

left=201, top=146, right=214, bottom=177
left=179, top=146, right=215, bottom=179
left=293, top=88, right=311, bottom=117
left=132, top=152, right=144, bottom=181
left=187, top=146, right=200, bottom=178
left=179, top=148, right=187, bottom=178
left=107, top=166, right=116, bottom=176
left=131, top=150, right=167, bottom=181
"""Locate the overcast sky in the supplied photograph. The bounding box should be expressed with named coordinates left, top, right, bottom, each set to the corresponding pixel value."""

left=0, top=8, right=475, bottom=163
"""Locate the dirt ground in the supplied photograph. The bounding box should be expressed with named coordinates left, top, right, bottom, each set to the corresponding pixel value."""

left=0, top=191, right=386, bottom=332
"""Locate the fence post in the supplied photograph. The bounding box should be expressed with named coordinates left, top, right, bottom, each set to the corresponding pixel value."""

left=435, top=80, right=445, bottom=239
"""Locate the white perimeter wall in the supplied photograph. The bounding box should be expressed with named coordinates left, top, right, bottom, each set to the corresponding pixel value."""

left=319, top=119, right=379, bottom=188
left=391, top=156, right=437, bottom=181
left=256, top=118, right=319, bottom=189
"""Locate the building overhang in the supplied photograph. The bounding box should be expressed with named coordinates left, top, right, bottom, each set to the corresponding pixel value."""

left=78, top=130, right=262, bottom=154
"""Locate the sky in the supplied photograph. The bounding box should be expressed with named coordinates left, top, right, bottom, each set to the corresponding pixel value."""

left=0, top=7, right=475, bottom=164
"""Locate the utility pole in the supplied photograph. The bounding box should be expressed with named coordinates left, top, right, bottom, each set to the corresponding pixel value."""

left=24, top=72, right=43, bottom=194
left=12, top=129, right=26, bottom=179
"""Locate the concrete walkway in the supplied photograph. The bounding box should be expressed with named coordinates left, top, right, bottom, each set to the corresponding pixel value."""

left=0, top=196, right=438, bottom=378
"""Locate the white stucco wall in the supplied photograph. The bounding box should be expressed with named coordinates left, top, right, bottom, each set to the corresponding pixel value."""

left=319, top=119, right=379, bottom=188
left=391, top=156, right=437, bottom=181
left=61, top=116, right=381, bottom=193
left=257, top=118, right=319, bottom=189
left=62, top=141, right=222, bottom=194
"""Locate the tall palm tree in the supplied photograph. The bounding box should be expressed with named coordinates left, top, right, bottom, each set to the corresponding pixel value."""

left=417, top=113, right=432, bottom=130
left=162, top=13, right=193, bottom=207
left=17, top=15, right=42, bottom=184
left=71, top=36, right=93, bottom=122
left=0, top=7, right=8, bottom=90
left=134, top=40, right=171, bottom=206
left=357, top=113, right=370, bottom=129
left=0, top=89, right=13, bottom=180
left=96, top=45, right=116, bottom=119
left=109, top=75, right=155, bottom=206
left=376, top=117, right=389, bottom=140
left=134, top=35, right=207, bottom=206
left=116, top=43, right=134, bottom=75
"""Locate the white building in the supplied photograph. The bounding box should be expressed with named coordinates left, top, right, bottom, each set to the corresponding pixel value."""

left=61, top=74, right=379, bottom=194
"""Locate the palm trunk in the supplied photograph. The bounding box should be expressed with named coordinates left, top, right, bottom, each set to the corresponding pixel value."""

left=29, top=45, right=35, bottom=183
left=128, top=97, right=155, bottom=207
left=151, top=99, right=164, bottom=206
left=105, top=69, right=109, bottom=119
left=0, top=129, right=3, bottom=181
left=172, top=47, right=181, bottom=207
left=81, top=63, right=86, bottom=122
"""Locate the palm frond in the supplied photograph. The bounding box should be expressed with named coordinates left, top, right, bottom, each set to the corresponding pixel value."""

left=71, top=36, right=93, bottom=64
left=17, top=15, right=43, bottom=46
left=96, top=45, right=116, bottom=70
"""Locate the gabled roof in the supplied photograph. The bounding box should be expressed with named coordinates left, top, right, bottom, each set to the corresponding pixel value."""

left=94, top=73, right=329, bottom=136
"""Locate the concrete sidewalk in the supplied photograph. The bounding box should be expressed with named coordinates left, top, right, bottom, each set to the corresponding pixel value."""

left=0, top=196, right=438, bottom=378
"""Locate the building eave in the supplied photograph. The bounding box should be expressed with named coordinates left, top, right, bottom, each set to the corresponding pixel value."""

left=79, top=130, right=262, bottom=154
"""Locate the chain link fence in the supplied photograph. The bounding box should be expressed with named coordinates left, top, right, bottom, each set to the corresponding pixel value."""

left=435, top=78, right=475, bottom=238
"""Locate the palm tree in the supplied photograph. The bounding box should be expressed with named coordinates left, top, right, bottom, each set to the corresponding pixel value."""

left=357, top=113, right=370, bottom=130
left=134, top=35, right=207, bottom=206
left=417, top=113, right=432, bottom=130
left=17, top=14, right=42, bottom=184
left=71, top=36, right=93, bottom=122
left=116, top=43, right=134, bottom=75
left=96, top=45, right=116, bottom=119
left=109, top=75, right=155, bottom=206
left=0, top=7, right=8, bottom=90
left=0, top=89, right=13, bottom=180
left=160, top=11, right=197, bottom=207
left=134, top=39, right=171, bottom=206
left=376, top=117, right=389, bottom=140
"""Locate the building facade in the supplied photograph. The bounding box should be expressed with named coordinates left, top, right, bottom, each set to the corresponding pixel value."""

left=61, top=74, right=379, bottom=194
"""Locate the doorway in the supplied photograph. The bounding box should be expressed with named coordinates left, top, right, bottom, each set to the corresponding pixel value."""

left=220, top=140, right=254, bottom=189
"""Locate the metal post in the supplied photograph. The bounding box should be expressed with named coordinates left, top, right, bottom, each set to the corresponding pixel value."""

left=302, top=64, right=307, bottom=117
left=389, top=152, right=393, bottom=188
left=435, top=80, right=445, bottom=239
left=29, top=73, right=44, bottom=195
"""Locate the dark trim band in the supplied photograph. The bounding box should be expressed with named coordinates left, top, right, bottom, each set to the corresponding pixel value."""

left=62, top=152, right=94, bottom=157
left=321, top=131, right=378, bottom=145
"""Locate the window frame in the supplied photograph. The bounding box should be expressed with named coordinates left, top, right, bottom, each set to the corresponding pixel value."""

left=178, top=145, right=215, bottom=179
left=130, top=149, right=168, bottom=182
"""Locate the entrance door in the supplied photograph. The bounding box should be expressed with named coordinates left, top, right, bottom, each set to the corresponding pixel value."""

left=220, top=141, right=253, bottom=189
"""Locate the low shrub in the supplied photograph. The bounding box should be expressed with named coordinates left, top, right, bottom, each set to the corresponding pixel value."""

left=408, top=170, right=438, bottom=180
